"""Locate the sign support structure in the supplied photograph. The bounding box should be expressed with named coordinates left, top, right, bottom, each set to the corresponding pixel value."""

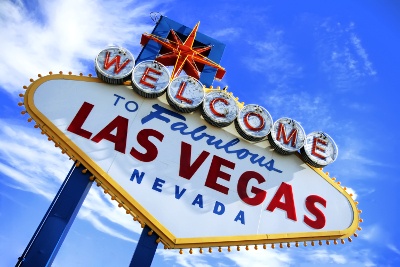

left=15, top=163, right=93, bottom=267
left=130, top=226, right=160, bottom=267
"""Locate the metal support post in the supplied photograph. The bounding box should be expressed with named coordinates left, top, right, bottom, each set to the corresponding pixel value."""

left=16, top=163, right=93, bottom=267
left=129, top=225, right=159, bottom=267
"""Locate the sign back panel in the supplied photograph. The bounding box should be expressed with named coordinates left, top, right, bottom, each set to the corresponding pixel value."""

left=23, top=74, right=360, bottom=249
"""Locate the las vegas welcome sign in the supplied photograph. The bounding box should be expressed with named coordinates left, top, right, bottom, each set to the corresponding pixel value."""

left=20, top=16, right=361, bottom=251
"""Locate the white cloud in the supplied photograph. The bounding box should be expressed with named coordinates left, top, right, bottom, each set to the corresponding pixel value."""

left=305, top=249, right=347, bottom=264
left=225, top=249, right=292, bottom=267
left=339, top=141, right=383, bottom=167
left=158, top=247, right=293, bottom=267
left=345, top=102, right=372, bottom=112
left=360, top=224, right=383, bottom=242
left=387, top=244, right=400, bottom=256
left=80, top=185, right=143, bottom=235
left=350, top=34, right=377, bottom=76
left=158, top=249, right=213, bottom=267
left=364, top=260, right=377, bottom=267
left=0, top=118, right=141, bottom=242
left=212, top=27, right=241, bottom=39
left=78, top=206, right=136, bottom=243
left=297, top=247, right=379, bottom=267
left=244, top=28, right=302, bottom=90
left=345, top=187, right=358, bottom=200
left=0, top=0, right=157, bottom=94
left=330, top=136, right=384, bottom=180
left=260, top=91, right=334, bottom=131
left=0, top=0, right=160, bottom=243
left=0, top=119, right=70, bottom=198
left=257, top=247, right=379, bottom=267
left=156, top=245, right=380, bottom=267
left=316, top=19, right=377, bottom=91
left=0, top=162, right=56, bottom=200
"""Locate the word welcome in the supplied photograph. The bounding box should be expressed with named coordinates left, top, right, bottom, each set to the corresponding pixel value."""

left=96, top=46, right=338, bottom=168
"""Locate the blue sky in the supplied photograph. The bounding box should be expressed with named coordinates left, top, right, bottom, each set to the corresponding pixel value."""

left=1, top=0, right=399, bottom=266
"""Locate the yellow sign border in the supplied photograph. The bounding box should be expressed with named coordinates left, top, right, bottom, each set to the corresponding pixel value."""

left=22, top=73, right=361, bottom=249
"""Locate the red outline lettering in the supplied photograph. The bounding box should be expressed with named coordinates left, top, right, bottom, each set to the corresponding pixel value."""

left=67, top=102, right=94, bottom=139
left=175, top=81, right=193, bottom=104
left=266, top=182, right=297, bottom=221
left=237, top=171, right=266, bottom=206
left=204, top=155, right=235, bottom=195
left=304, top=195, right=326, bottom=229
left=179, top=142, right=210, bottom=179
left=91, top=116, right=128, bottom=154
left=103, top=51, right=131, bottom=74
left=130, top=129, right=164, bottom=162
left=210, top=98, right=229, bottom=117
left=311, top=137, right=327, bottom=160
left=140, top=67, right=162, bottom=88
left=276, top=123, right=298, bottom=148
left=243, top=112, right=265, bottom=131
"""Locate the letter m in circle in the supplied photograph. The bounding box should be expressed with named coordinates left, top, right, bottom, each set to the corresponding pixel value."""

left=276, top=123, right=298, bottom=148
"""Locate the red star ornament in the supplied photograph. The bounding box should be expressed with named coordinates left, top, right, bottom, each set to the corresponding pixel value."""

left=140, top=22, right=226, bottom=81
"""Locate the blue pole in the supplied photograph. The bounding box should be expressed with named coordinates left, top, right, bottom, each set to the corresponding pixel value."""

left=16, top=163, right=93, bottom=267
left=129, top=225, right=159, bottom=267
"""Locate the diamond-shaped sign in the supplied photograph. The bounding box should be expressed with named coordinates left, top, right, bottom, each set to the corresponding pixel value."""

left=22, top=74, right=360, bottom=249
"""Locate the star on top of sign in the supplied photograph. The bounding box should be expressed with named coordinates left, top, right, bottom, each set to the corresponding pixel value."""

left=140, top=22, right=226, bottom=81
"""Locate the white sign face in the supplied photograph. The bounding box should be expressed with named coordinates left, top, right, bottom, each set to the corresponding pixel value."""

left=24, top=75, right=359, bottom=249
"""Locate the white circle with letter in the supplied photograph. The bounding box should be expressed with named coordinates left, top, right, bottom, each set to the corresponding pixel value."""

left=201, top=90, right=239, bottom=127
left=167, top=76, right=204, bottom=113
left=131, top=60, right=170, bottom=98
left=268, top=117, right=306, bottom=154
left=235, top=104, right=273, bottom=141
left=95, top=46, right=135, bottom=84
left=301, top=131, right=338, bottom=168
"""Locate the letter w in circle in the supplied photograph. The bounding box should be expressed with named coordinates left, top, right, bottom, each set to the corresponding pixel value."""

left=104, top=51, right=131, bottom=74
